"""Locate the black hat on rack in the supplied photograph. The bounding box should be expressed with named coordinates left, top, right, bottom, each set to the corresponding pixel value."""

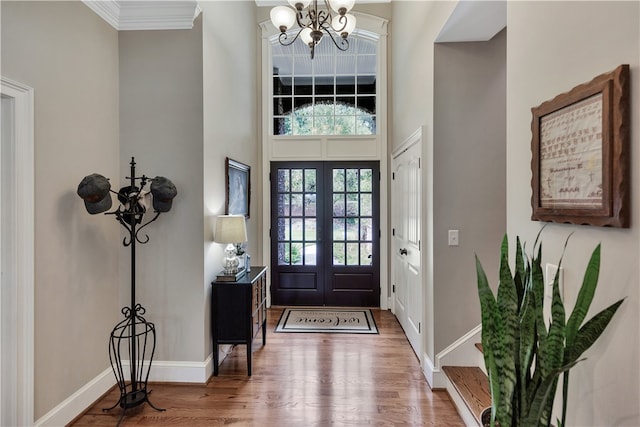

left=150, top=176, right=177, bottom=212
left=77, top=173, right=112, bottom=214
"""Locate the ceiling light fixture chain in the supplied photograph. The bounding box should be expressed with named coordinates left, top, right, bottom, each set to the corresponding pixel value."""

left=270, top=0, right=357, bottom=59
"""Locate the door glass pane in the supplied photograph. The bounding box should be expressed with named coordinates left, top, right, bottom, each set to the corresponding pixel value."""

left=277, top=194, right=290, bottom=216
left=304, top=194, right=316, bottom=216
left=304, top=218, right=316, bottom=241
left=346, top=194, right=359, bottom=216
left=304, top=243, right=317, bottom=265
left=291, top=218, right=303, bottom=241
left=333, top=242, right=345, bottom=265
left=278, top=218, right=290, bottom=241
left=346, top=243, right=359, bottom=265
left=277, top=169, right=290, bottom=192
left=278, top=242, right=290, bottom=265
left=361, top=218, right=372, bottom=241
left=291, top=242, right=303, bottom=265
left=360, top=243, right=372, bottom=265
left=360, top=169, right=372, bottom=191
left=333, top=218, right=345, bottom=240
left=333, top=194, right=345, bottom=216
left=333, top=169, right=345, bottom=192
left=346, top=218, right=359, bottom=240
left=291, top=169, right=303, bottom=192
left=304, top=169, right=316, bottom=192
left=291, top=194, right=303, bottom=216
left=346, top=169, right=359, bottom=192
left=360, top=193, right=372, bottom=216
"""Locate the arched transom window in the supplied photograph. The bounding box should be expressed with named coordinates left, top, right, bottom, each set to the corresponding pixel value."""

left=271, top=32, right=378, bottom=136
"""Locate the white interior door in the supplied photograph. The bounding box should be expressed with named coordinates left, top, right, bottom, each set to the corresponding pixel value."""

left=391, top=139, right=422, bottom=358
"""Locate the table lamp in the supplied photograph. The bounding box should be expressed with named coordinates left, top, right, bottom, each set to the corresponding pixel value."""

left=214, top=215, right=248, bottom=275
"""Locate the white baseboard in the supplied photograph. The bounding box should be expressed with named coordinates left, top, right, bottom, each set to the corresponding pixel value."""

left=34, top=352, right=219, bottom=427
left=423, top=353, right=449, bottom=389
left=34, top=368, right=115, bottom=427
left=147, top=353, right=213, bottom=383
left=423, top=353, right=435, bottom=388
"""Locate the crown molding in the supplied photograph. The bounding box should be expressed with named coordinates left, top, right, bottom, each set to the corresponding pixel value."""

left=82, top=1, right=201, bottom=31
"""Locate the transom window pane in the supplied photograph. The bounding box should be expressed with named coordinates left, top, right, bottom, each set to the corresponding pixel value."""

left=272, top=33, right=377, bottom=136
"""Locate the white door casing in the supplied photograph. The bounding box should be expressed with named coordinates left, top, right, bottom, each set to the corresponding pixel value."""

left=391, top=129, right=422, bottom=360
left=0, top=77, right=35, bottom=427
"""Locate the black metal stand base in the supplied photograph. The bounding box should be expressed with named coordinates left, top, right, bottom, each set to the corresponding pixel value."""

left=103, top=387, right=165, bottom=426
left=103, top=304, right=165, bottom=425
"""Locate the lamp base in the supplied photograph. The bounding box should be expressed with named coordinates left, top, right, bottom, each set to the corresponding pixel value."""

left=216, top=268, right=246, bottom=282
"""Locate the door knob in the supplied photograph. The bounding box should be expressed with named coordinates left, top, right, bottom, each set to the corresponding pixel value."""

left=399, top=248, right=408, bottom=255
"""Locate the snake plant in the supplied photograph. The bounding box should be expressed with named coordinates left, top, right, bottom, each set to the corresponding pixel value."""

left=476, top=234, right=624, bottom=427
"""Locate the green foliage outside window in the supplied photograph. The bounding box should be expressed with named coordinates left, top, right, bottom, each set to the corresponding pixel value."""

left=280, top=103, right=375, bottom=136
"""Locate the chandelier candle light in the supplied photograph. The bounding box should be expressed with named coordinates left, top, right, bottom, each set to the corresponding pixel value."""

left=270, top=0, right=357, bottom=59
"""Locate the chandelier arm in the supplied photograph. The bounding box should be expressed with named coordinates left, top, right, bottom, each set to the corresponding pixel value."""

left=295, top=8, right=306, bottom=29
left=316, top=9, right=332, bottom=29
left=321, top=28, right=349, bottom=51
left=278, top=28, right=305, bottom=47
left=332, top=14, right=347, bottom=33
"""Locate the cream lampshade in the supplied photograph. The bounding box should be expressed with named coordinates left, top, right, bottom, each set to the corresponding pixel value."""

left=214, top=215, right=248, bottom=275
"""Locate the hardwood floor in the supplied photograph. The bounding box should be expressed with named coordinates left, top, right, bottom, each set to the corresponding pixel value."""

left=70, top=308, right=463, bottom=426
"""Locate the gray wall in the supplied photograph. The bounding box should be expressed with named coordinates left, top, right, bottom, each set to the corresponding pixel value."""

left=433, top=29, right=506, bottom=352
left=1, top=1, right=120, bottom=418
left=507, top=2, right=639, bottom=424
left=202, top=1, right=258, bottom=358
left=118, top=17, right=205, bottom=362
left=391, top=0, right=505, bottom=361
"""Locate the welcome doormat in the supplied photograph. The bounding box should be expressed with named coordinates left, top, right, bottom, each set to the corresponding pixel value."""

left=275, top=308, right=378, bottom=334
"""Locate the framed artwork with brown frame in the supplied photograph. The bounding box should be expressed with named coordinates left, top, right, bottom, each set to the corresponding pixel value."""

left=225, top=157, right=251, bottom=218
left=531, top=64, right=630, bottom=227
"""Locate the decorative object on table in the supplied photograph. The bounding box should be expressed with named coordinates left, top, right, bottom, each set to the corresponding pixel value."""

left=475, top=233, right=624, bottom=427
left=269, top=0, right=357, bottom=59
left=214, top=214, right=248, bottom=281
left=77, top=157, right=177, bottom=425
left=225, top=157, right=250, bottom=218
left=530, top=64, right=630, bottom=227
left=275, top=308, right=378, bottom=334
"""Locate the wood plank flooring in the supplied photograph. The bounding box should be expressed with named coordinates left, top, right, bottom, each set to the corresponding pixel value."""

left=70, top=308, right=463, bottom=426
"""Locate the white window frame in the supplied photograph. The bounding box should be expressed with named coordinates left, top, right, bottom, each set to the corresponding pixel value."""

left=260, top=11, right=389, bottom=308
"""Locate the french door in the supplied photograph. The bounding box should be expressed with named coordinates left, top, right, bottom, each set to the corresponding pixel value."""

left=270, top=161, right=380, bottom=307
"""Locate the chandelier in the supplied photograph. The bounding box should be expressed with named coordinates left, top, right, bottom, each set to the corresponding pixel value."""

left=270, top=0, right=357, bottom=59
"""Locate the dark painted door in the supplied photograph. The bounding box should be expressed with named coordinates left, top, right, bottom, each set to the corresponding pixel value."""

left=270, top=161, right=380, bottom=307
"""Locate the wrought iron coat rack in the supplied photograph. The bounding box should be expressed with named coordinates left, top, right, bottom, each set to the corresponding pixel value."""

left=77, top=157, right=177, bottom=425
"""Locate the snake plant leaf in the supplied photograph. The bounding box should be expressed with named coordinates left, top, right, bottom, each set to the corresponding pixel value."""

left=514, top=236, right=526, bottom=306
left=565, top=244, right=600, bottom=350
left=519, top=288, right=536, bottom=418
left=531, top=245, right=547, bottom=341
left=566, top=298, right=625, bottom=363
left=522, top=360, right=581, bottom=427
left=496, top=235, right=518, bottom=424
left=476, top=254, right=502, bottom=425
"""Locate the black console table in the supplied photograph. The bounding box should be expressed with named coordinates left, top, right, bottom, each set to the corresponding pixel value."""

left=211, top=266, right=267, bottom=376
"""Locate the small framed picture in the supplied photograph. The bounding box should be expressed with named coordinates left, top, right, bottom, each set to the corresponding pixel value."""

left=530, top=64, right=630, bottom=227
left=225, top=157, right=251, bottom=218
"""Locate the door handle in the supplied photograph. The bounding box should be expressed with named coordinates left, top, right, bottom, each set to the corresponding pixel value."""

left=399, top=248, right=408, bottom=256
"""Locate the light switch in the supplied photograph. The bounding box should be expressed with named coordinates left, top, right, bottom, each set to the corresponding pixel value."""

left=448, top=229, right=459, bottom=246
left=544, top=263, right=564, bottom=300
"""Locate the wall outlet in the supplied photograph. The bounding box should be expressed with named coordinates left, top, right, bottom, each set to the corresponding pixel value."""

left=448, top=229, right=459, bottom=246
